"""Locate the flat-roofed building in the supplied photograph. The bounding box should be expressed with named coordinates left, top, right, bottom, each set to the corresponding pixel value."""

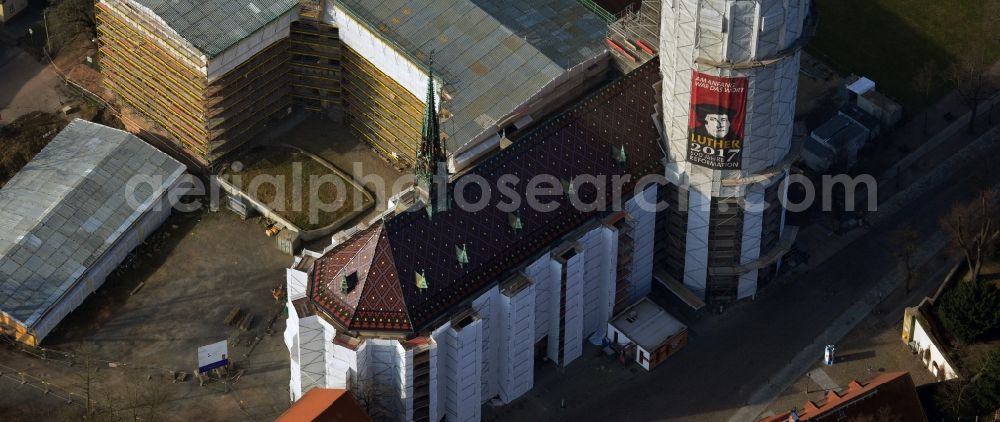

left=607, top=297, right=688, bottom=371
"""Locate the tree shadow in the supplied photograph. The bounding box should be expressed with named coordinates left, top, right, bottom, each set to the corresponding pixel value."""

left=836, top=350, right=877, bottom=364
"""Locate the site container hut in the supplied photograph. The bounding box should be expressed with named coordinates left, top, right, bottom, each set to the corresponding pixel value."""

left=607, top=297, right=688, bottom=371
left=808, top=114, right=870, bottom=171
left=0, top=119, right=186, bottom=346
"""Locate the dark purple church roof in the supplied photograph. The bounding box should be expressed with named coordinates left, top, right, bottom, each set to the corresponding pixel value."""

left=308, top=59, right=664, bottom=333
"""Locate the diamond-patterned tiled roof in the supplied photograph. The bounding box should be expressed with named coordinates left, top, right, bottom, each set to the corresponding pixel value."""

left=309, top=223, right=413, bottom=331
left=309, top=60, right=663, bottom=332
left=0, top=119, right=186, bottom=334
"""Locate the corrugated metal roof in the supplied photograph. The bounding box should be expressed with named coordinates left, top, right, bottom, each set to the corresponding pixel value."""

left=338, top=0, right=608, bottom=152
left=0, top=120, right=185, bottom=330
left=132, top=0, right=299, bottom=58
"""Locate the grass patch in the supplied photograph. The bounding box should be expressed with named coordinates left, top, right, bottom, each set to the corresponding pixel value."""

left=223, top=149, right=372, bottom=231
left=810, top=0, right=1000, bottom=111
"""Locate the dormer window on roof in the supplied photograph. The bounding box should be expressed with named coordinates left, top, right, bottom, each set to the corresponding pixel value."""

left=615, top=145, right=627, bottom=164
left=508, top=212, right=523, bottom=231
left=341, top=272, right=359, bottom=293
left=456, top=244, right=470, bottom=268
left=415, top=271, right=428, bottom=291
left=563, top=179, right=576, bottom=196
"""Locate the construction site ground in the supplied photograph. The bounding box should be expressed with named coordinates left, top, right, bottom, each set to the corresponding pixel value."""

left=0, top=208, right=294, bottom=421
left=273, top=114, right=405, bottom=250
left=223, top=147, right=375, bottom=231
left=0, top=46, right=68, bottom=125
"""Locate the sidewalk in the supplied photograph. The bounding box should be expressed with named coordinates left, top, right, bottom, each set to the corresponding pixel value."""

left=726, top=123, right=1000, bottom=422
left=866, top=94, right=1000, bottom=207
left=791, top=98, right=1000, bottom=280
left=760, top=252, right=959, bottom=419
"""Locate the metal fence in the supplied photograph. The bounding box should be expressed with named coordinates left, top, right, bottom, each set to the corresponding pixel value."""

left=576, top=0, right=617, bottom=23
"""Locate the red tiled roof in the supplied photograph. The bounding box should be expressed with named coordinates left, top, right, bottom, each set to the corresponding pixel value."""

left=309, top=59, right=664, bottom=332
left=760, top=372, right=928, bottom=422
left=276, top=388, right=371, bottom=422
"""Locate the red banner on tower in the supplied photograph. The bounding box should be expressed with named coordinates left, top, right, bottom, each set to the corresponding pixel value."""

left=687, top=72, right=748, bottom=170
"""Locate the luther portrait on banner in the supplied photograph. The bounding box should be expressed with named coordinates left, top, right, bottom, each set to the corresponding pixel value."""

left=687, top=72, right=748, bottom=170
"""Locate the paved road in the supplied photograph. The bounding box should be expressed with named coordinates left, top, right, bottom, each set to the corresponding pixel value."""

left=492, top=128, right=1000, bottom=422
left=761, top=253, right=954, bottom=419
left=0, top=47, right=65, bottom=123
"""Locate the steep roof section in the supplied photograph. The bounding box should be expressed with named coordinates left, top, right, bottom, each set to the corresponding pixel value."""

left=351, top=229, right=410, bottom=330
left=309, top=224, right=384, bottom=325
left=309, top=60, right=663, bottom=332
left=337, top=0, right=609, bottom=152
left=0, top=119, right=185, bottom=330
left=131, top=0, right=299, bottom=58
left=760, top=372, right=928, bottom=422
left=275, top=388, right=372, bottom=422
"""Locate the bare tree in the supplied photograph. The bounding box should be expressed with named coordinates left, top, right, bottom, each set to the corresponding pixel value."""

left=912, top=61, right=936, bottom=136
left=947, top=45, right=995, bottom=134
left=142, top=373, right=173, bottom=422
left=73, top=344, right=100, bottom=419
left=935, top=378, right=974, bottom=417
left=350, top=381, right=394, bottom=421
left=940, top=189, right=999, bottom=282
left=45, top=0, right=97, bottom=55
left=892, top=225, right=920, bottom=293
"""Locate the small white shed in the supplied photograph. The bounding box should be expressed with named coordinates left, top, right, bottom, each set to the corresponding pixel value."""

left=607, top=298, right=687, bottom=371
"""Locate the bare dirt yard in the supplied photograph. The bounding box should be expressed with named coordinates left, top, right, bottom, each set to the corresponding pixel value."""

left=0, top=111, right=67, bottom=187
left=0, top=207, right=295, bottom=421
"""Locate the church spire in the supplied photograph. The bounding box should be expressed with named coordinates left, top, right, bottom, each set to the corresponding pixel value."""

left=415, top=55, right=448, bottom=215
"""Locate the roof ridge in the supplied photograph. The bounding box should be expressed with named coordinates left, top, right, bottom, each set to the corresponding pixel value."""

left=309, top=223, right=384, bottom=323
left=385, top=67, right=639, bottom=233
left=350, top=229, right=412, bottom=331
left=0, top=120, right=136, bottom=256
left=0, top=120, right=185, bottom=334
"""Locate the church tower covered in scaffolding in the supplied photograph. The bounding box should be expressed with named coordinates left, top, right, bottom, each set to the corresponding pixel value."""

left=656, top=0, right=815, bottom=304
